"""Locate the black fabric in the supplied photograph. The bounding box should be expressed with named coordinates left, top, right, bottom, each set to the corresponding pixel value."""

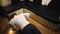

left=12, top=0, right=20, bottom=4
left=48, top=0, right=60, bottom=11
left=18, top=24, right=41, bottom=34
left=33, top=0, right=41, bottom=5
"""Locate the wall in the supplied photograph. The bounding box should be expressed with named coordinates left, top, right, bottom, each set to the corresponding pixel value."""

left=0, top=0, right=11, bottom=7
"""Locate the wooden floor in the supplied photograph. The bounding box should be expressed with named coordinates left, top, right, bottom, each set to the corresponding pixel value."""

left=0, top=17, right=60, bottom=34
left=29, top=18, right=60, bottom=34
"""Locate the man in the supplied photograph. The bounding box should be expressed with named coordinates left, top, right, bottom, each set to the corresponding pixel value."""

left=9, top=13, right=41, bottom=34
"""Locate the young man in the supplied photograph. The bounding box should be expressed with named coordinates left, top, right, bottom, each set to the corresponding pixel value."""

left=9, top=13, right=41, bottom=34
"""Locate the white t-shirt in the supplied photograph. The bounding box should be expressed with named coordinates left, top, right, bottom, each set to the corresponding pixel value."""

left=9, top=13, right=30, bottom=30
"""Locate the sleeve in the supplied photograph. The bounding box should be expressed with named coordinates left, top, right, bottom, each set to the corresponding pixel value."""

left=22, top=28, right=41, bottom=34
left=21, top=24, right=41, bottom=34
left=31, top=27, right=41, bottom=34
left=22, top=29, right=34, bottom=34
